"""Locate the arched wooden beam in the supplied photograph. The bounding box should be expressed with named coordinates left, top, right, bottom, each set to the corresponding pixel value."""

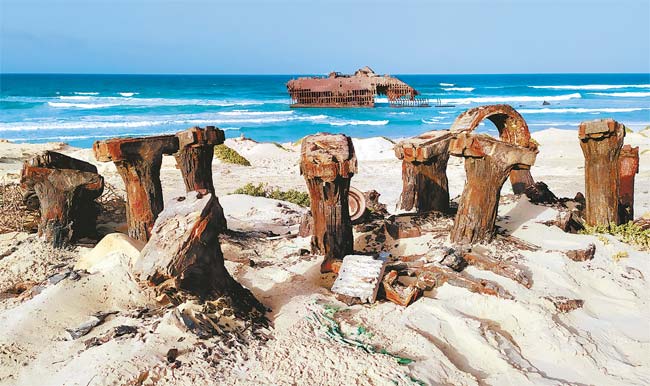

left=450, top=104, right=537, bottom=193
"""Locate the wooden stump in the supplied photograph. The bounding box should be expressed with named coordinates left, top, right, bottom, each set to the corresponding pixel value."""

left=618, top=144, right=639, bottom=223
left=394, top=130, right=452, bottom=212
left=133, top=191, right=264, bottom=316
left=93, top=135, right=179, bottom=241
left=20, top=152, right=104, bottom=247
left=450, top=104, right=537, bottom=194
left=300, top=133, right=357, bottom=273
left=175, top=126, right=227, bottom=230
left=578, top=119, right=625, bottom=226
left=449, top=133, right=537, bottom=244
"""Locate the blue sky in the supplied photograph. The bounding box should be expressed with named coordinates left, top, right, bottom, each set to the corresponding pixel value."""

left=1, top=0, right=649, bottom=74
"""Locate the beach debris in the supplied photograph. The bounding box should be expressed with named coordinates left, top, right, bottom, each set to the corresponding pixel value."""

left=113, top=325, right=138, bottom=337
left=449, top=133, right=537, bottom=244
left=618, top=144, right=639, bottom=223
left=66, top=311, right=117, bottom=339
left=93, top=134, right=179, bottom=241
left=450, top=104, right=537, bottom=194
left=578, top=118, right=626, bottom=226
left=300, top=187, right=373, bottom=236
left=287, top=66, right=427, bottom=108
left=133, top=191, right=266, bottom=321
left=545, top=296, right=584, bottom=313
left=437, top=247, right=468, bottom=271
left=300, top=133, right=357, bottom=273
left=463, top=251, right=533, bottom=288
left=394, top=130, right=453, bottom=213
left=348, top=186, right=367, bottom=223
left=174, top=126, right=227, bottom=231
left=20, top=151, right=104, bottom=247
left=544, top=210, right=585, bottom=233
left=564, top=243, right=596, bottom=262
left=330, top=255, right=387, bottom=305
left=382, top=270, right=421, bottom=307
left=166, top=348, right=179, bottom=363
left=524, top=181, right=558, bottom=204
left=384, top=211, right=450, bottom=240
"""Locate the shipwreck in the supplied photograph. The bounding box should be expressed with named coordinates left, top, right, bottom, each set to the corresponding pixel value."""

left=287, top=66, right=428, bottom=108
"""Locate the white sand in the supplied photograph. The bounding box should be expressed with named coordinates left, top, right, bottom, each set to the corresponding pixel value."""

left=0, top=128, right=649, bottom=385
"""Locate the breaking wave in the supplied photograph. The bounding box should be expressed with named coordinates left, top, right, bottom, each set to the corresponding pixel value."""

left=48, top=102, right=117, bottom=109
left=439, top=83, right=455, bottom=87
left=441, top=93, right=582, bottom=105
left=530, top=84, right=650, bottom=90
left=518, top=107, right=650, bottom=114
left=443, top=87, right=475, bottom=92
left=119, top=92, right=138, bottom=97
left=73, top=92, right=100, bottom=95
left=589, top=92, right=650, bottom=97
left=328, top=119, right=389, bottom=126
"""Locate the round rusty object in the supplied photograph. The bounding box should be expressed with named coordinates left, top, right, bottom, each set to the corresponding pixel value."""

left=348, top=187, right=367, bottom=222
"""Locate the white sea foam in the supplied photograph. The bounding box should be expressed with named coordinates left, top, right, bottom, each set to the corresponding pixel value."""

left=328, top=119, right=389, bottom=126
left=439, top=83, right=455, bottom=87
left=48, top=102, right=116, bottom=109
left=421, top=118, right=441, bottom=124
left=530, top=84, right=650, bottom=90
left=73, top=92, right=100, bottom=95
left=47, top=96, right=271, bottom=108
left=119, top=92, right=138, bottom=97
left=443, top=87, right=475, bottom=92
left=589, top=92, right=650, bottom=97
left=217, top=110, right=294, bottom=116
left=518, top=107, right=650, bottom=114
left=441, top=93, right=582, bottom=105
left=59, top=96, right=92, bottom=100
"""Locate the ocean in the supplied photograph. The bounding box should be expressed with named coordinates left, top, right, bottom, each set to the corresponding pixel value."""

left=1, top=73, right=649, bottom=148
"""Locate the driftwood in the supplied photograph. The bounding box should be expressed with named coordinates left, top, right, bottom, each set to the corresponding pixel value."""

left=416, top=264, right=513, bottom=299
left=93, top=135, right=179, bottom=241
left=578, top=119, right=625, bottom=226
left=618, top=144, right=639, bottom=223
left=175, top=126, right=227, bottom=230
left=449, top=133, right=537, bottom=244
left=463, top=252, right=532, bottom=288
left=133, top=191, right=264, bottom=316
left=20, top=151, right=104, bottom=247
left=450, top=104, right=537, bottom=194
left=300, top=133, right=357, bottom=273
left=394, top=130, right=452, bottom=212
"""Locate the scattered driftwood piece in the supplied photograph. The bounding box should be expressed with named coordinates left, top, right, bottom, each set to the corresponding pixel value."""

left=382, top=270, right=421, bottom=307
left=300, top=133, right=357, bottom=273
left=450, top=104, right=537, bottom=194
left=331, top=255, right=386, bottom=304
left=618, top=144, right=639, bottom=223
left=394, top=130, right=453, bottom=213
left=20, top=152, right=104, bottom=247
left=564, top=243, right=596, bottom=262
left=578, top=119, right=626, bottom=226
left=66, top=311, right=117, bottom=339
left=93, top=135, right=179, bottom=241
left=449, top=133, right=537, bottom=244
left=174, top=126, right=227, bottom=231
left=545, top=296, right=584, bottom=313
left=384, top=211, right=450, bottom=240
left=464, top=252, right=533, bottom=288
left=497, top=234, right=541, bottom=251
left=419, top=264, right=514, bottom=299
left=542, top=210, right=585, bottom=234
left=133, top=191, right=265, bottom=318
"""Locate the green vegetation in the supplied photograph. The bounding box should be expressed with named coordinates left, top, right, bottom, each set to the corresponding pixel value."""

left=580, top=222, right=650, bottom=250
left=213, top=144, right=251, bottom=166
left=380, top=136, right=396, bottom=144
left=625, top=126, right=634, bottom=134
left=233, top=182, right=310, bottom=207
left=293, top=136, right=305, bottom=147
left=272, top=142, right=288, bottom=151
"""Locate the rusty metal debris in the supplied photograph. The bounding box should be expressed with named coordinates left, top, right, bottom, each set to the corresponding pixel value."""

left=331, top=255, right=387, bottom=305
left=619, top=144, right=639, bottom=223
left=287, top=66, right=428, bottom=108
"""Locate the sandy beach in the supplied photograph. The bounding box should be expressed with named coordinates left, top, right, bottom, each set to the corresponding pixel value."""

left=0, top=127, right=649, bottom=386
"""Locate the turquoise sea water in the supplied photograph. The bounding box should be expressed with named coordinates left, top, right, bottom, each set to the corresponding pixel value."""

left=1, top=73, right=649, bottom=148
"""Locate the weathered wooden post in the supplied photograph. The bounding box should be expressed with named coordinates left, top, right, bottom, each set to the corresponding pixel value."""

left=300, top=133, right=357, bottom=273
left=450, top=104, right=537, bottom=194
left=578, top=119, right=626, bottom=226
left=394, top=130, right=453, bottom=213
left=93, top=135, right=179, bottom=241
left=133, top=191, right=265, bottom=317
left=618, top=144, right=639, bottom=223
left=450, top=133, right=537, bottom=244
left=175, top=126, right=227, bottom=230
left=20, top=151, right=104, bottom=247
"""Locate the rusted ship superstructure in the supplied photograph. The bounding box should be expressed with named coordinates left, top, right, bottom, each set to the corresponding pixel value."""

left=287, top=66, right=428, bottom=108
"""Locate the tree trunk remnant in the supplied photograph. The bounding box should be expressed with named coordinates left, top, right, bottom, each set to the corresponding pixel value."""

left=394, top=130, right=452, bottom=213
left=20, top=151, right=104, bottom=248
left=175, top=126, right=227, bottom=231
left=93, top=135, right=179, bottom=241
left=618, top=144, right=639, bottom=223
left=578, top=119, right=626, bottom=226
left=300, top=133, right=357, bottom=273
left=450, top=104, right=538, bottom=194
left=133, top=191, right=265, bottom=317
left=449, top=133, right=537, bottom=244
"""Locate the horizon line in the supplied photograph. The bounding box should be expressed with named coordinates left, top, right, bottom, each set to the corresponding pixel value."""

left=2, top=71, right=650, bottom=76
